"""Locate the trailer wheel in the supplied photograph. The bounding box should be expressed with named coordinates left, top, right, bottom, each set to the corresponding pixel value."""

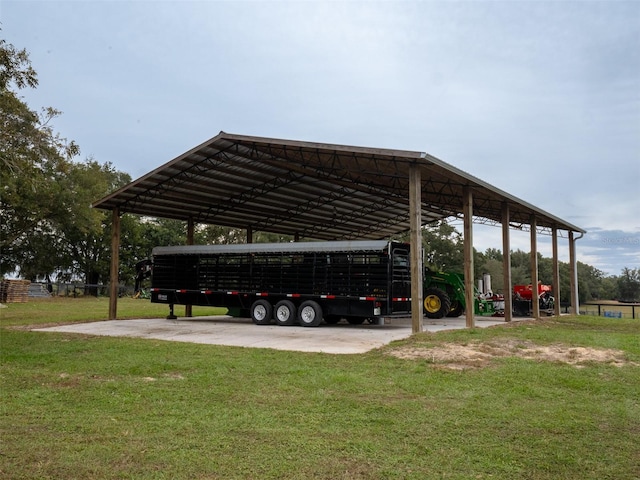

left=274, top=300, right=297, bottom=326
left=423, top=288, right=451, bottom=319
left=251, top=299, right=273, bottom=325
left=297, top=300, right=323, bottom=327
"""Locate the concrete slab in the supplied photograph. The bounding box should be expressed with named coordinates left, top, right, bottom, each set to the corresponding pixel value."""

left=34, top=315, right=516, bottom=354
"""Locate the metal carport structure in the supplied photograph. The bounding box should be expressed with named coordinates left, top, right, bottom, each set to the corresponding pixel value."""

left=93, top=131, right=585, bottom=332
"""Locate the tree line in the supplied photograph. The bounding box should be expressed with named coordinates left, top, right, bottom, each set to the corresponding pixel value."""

left=2, top=37, right=639, bottom=302
left=416, top=217, right=640, bottom=304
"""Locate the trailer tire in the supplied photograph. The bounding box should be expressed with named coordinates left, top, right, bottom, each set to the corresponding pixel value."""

left=251, top=299, right=273, bottom=325
left=274, top=300, right=297, bottom=326
left=424, top=288, right=451, bottom=319
left=297, top=300, right=323, bottom=327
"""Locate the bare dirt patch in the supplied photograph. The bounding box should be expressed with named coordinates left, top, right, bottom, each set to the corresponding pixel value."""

left=388, top=339, right=636, bottom=370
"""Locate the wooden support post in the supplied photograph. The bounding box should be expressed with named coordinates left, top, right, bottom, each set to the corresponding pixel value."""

left=185, top=218, right=194, bottom=318
left=530, top=215, right=540, bottom=319
left=108, top=208, right=120, bottom=320
left=186, top=217, right=195, bottom=245
left=463, top=187, right=474, bottom=328
left=552, top=227, right=561, bottom=317
left=409, top=164, right=423, bottom=334
left=569, top=231, right=579, bottom=315
left=501, top=203, right=512, bottom=322
left=247, top=225, right=253, bottom=244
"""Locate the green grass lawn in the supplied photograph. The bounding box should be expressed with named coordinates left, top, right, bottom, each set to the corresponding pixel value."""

left=1, top=298, right=639, bottom=479
left=0, top=296, right=226, bottom=327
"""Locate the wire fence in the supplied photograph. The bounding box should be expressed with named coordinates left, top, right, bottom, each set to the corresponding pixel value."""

left=30, top=282, right=133, bottom=298
left=580, top=303, right=639, bottom=319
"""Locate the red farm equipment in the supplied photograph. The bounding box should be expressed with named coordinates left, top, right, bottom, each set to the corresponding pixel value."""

left=513, top=283, right=555, bottom=316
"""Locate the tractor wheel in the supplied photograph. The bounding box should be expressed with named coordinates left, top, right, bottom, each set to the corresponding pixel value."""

left=251, top=299, right=273, bottom=325
left=423, top=288, right=451, bottom=319
left=446, top=301, right=465, bottom=318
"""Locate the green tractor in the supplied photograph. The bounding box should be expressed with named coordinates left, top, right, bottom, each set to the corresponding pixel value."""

left=423, top=269, right=498, bottom=319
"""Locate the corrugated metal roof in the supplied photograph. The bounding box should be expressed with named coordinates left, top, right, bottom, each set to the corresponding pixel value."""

left=93, top=131, right=584, bottom=240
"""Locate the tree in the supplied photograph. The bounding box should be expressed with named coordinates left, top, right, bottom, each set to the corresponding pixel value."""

left=0, top=37, right=141, bottom=285
left=1, top=36, right=79, bottom=274
left=600, top=275, right=620, bottom=301
left=421, top=220, right=464, bottom=272
left=618, top=267, right=640, bottom=302
left=482, top=248, right=503, bottom=262
left=576, top=262, right=607, bottom=302
left=56, top=160, right=131, bottom=288
left=8, top=159, right=132, bottom=289
left=199, top=224, right=246, bottom=245
left=506, top=249, right=531, bottom=285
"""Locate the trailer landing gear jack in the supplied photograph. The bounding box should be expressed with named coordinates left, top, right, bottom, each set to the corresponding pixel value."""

left=167, top=304, right=177, bottom=320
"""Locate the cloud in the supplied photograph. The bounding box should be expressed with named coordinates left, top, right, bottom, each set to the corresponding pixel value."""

left=577, top=228, right=640, bottom=275
left=471, top=223, right=639, bottom=277
left=3, top=0, right=638, bottom=275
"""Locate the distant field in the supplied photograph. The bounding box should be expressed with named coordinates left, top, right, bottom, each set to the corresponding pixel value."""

left=1, top=298, right=639, bottom=479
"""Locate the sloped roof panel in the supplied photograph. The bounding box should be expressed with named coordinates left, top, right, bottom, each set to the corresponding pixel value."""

left=93, top=131, right=584, bottom=239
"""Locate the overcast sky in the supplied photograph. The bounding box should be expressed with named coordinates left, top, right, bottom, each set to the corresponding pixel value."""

left=3, top=0, right=639, bottom=276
